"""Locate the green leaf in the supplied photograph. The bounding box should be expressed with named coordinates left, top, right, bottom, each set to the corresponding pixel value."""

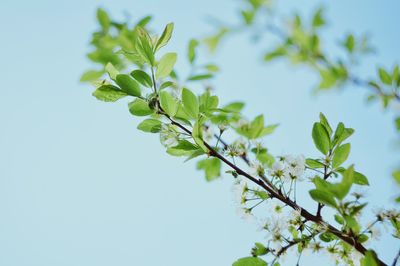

left=332, top=143, right=351, bottom=168
left=332, top=122, right=354, bottom=147
left=92, top=85, right=127, bottom=102
left=344, top=34, right=355, bottom=53
left=264, top=46, right=287, bottom=61
left=306, top=158, right=325, bottom=169
left=232, top=257, right=267, bottom=266
left=235, top=115, right=266, bottom=139
left=170, top=140, right=199, bottom=151
left=105, top=62, right=119, bottom=80
left=135, top=28, right=155, bottom=66
left=354, top=171, right=369, bottom=186
left=97, top=8, right=110, bottom=32
left=259, top=124, right=279, bottom=137
left=137, top=119, right=162, bottom=133
left=223, top=102, right=245, bottom=112
left=395, top=117, right=400, bottom=132
left=241, top=10, right=256, bottom=25
left=197, top=158, right=221, bottom=181
left=252, top=243, right=268, bottom=256
left=319, top=232, right=335, bottom=242
left=130, top=70, right=153, bottom=88
left=250, top=115, right=265, bottom=139
left=159, top=81, right=174, bottom=90
left=199, top=90, right=219, bottom=115
left=182, top=88, right=199, bottom=119
left=319, top=113, right=332, bottom=136
left=204, top=28, right=228, bottom=53
left=136, top=16, right=152, bottom=27
left=115, top=74, right=141, bottom=97
left=192, top=119, right=208, bottom=152
left=318, top=69, right=337, bottom=89
left=309, top=189, right=337, bottom=208
left=156, top=53, right=177, bottom=79
left=334, top=214, right=344, bottom=224
left=188, top=39, right=199, bottom=64
left=393, top=170, right=400, bottom=185
left=360, top=250, right=379, bottom=266
left=188, top=73, right=213, bottom=81
left=312, top=122, right=330, bottom=154
left=204, top=64, right=220, bottom=72
left=80, top=70, right=103, bottom=82
left=378, top=67, right=392, bottom=85
left=160, top=90, right=178, bottom=117
left=155, top=23, right=174, bottom=52
left=128, top=98, right=153, bottom=116
left=331, top=165, right=355, bottom=200
left=312, top=8, right=325, bottom=28
left=357, top=234, right=369, bottom=243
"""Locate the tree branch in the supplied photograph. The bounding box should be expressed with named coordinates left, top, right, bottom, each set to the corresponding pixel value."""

left=159, top=107, right=388, bottom=266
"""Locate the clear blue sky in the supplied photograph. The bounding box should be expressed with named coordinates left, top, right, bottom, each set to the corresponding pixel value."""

left=0, top=0, right=399, bottom=265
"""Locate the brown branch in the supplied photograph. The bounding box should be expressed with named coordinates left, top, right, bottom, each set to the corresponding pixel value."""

left=159, top=108, right=387, bottom=266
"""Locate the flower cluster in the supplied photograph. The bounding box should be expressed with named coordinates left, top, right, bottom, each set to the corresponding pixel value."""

left=269, top=154, right=306, bottom=182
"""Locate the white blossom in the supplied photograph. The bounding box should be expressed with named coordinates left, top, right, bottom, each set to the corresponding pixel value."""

left=269, top=161, right=285, bottom=177
left=160, top=124, right=179, bottom=147
left=236, top=207, right=254, bottom=221
left=231, top=180, right=248, bottom=204
left=202, top=125, right=214, bottom=141
left=250, top=161, right=265, bottom=176
left=285, top=154, right=306, bottom=180
left=370, top=226, right=381, bottom=240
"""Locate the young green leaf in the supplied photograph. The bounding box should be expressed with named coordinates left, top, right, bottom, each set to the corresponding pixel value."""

left=332, top=143, right=351, bottom=168
left=259, top=124, right=279, bottom=137
left=232, top=257, right=267, bottom=266
left=306, top=158, right=325, bottom=169
left=187, top=73, right=213, bottom=81
left=170, top=140, right=199, bottom=151
left=105, top=62, right=119, bottom=80
left=115, top=74, right=141, bottom=97
left=130, top=70, right=153, bottom=88
left=159, top=81, right=174, bottom=90
left=159, top=90, right=178, bottom=117
left=182, top=88, right=199, bottom=119
left=137, top=119, right=162, bottom=133
left=156, top=53, right=177, bottom=79
left=80, top=70, right=104, bottom=82
left=187, top=39, right=199, bottom=64
left=192, top=120, right=208, bottom=152
left=309, top=189, right=337, bottom=208
left=312, top=122, right=331, bottom=154
left=331, top=165, right=355, bottom=200
left=319, top=113, right=332, bottom=136
left=128, top=98, right=153, bottom=116
left=360, top=250, right=379, bottom=266
left=197, top=158, right=221, bottom=181
left=354, top=171, right=369, bottom=186
left=250, top=115, right=265, bottom=139
left=92, top=85, right=127, bottom=102
left=312, top=8, right=325, bottom=28
left=135, top=28, right=155, bottom=66
left=378, top=67, right=392, bottom=85
left=97, top=8, right=110, bottom=32
left=155, top=23, right=174, bottom=51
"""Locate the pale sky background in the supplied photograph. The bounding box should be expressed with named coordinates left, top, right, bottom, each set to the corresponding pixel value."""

left=0, top=0, right=399, bottom=265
